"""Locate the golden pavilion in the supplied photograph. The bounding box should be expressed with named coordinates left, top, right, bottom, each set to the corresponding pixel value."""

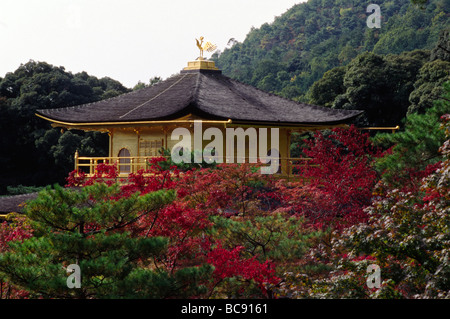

left=35, top=51, right=362, bottom=179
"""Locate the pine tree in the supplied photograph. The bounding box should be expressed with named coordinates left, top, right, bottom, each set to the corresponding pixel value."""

left=374, top=81, right=450, bottom=189
left=0, top=184, right=212, bottom=298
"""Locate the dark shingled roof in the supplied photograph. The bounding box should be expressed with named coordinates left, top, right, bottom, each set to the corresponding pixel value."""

left=36, top=68, right=362, bottom=125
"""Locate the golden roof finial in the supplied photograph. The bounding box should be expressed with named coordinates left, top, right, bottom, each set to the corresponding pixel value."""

left=195, top=36, right=217, bottom=60
left=184, top=37, right=220, bottom=71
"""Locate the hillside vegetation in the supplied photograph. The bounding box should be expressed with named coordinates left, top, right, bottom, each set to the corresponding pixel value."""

left=213, top=0, right=449, bottom=103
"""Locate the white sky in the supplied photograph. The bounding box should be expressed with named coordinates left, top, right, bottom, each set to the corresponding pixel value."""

left=0, top=0, right=305, bottom=88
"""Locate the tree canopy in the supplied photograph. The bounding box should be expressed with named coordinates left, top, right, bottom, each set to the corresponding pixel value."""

left=306, top=28, right=450, bottom=127
left=213, top=0, right=448, bottom=102
left=0, top=61, right=130, bottom=194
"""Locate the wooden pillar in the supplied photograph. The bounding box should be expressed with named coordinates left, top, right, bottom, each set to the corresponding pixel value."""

left=164, top=126, right=169, bottom=152
left=286, top=129, right=292, bottom=178
left=135, top=129, right=140, bottom=158
left=74, top=150, right=79, bottom=171
left=108, top=130, right=114, bottom=158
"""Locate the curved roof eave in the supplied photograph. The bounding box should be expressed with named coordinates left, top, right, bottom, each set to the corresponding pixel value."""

left=36, top=69, right=364, bottom=127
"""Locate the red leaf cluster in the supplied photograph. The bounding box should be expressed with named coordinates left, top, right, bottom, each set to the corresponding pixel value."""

left=207, top=245, right=279, bottom=291
left=0, top=215, right=33, bottom=298
left=292, top=126, right=381, bottom=229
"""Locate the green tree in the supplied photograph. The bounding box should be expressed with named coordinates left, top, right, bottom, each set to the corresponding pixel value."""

left=430, top=28, right=450, bottom=62
left=408, top=30, right=450, bottom=115
left=372, top=7, right=431, bottom=55
left=0, top=184, right=212, bottom=298
left=411, top=0, right=429, bottom=6
left=408, top=59, right=450, bottom=115
left=325, top=50, right=429, bottom=126
left=338, top=53, right=395, bottom=126
left=374, top=81, right=450, bottom=187
left=251, top=59, right=283, bottom=88
left=210, top=213, right=322, bottom=268
left=0, top=61, right=130, bottom=194
left=338, top=45, right=358, bottom=65
left=133, top=76, right=163, bottom=91
left=308, top=66, right=346, bottom=107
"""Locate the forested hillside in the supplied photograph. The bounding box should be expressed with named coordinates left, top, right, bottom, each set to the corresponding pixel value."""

left=213, top=0, right=449, bottom=102
left=308, top=38, right=450, bottom=126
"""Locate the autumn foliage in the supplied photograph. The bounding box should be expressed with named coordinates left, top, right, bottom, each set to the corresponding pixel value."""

left=1, top=115, right=449, bottom=298
left=0, top=215, right=33, bottom=298
left=312, top=115, right=450, bottom=298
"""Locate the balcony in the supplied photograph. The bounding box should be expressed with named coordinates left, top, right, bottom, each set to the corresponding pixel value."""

left=74, top=154, right=313, bottom=182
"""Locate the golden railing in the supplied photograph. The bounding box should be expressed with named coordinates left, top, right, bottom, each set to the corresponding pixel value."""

left=74, top=126, right=400, bottom=181
left=74, top=154, right=313, bottom=181
left=74, top=155, right=167, bottom=176
left=359, top=126, right=400, bottom=133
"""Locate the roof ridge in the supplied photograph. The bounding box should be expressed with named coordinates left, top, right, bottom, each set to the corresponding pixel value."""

left=118, top=73, right=193, bottom=119
left=191, top=72, right=202, bottom=103
left=215, top=73, right=272, bottom=110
